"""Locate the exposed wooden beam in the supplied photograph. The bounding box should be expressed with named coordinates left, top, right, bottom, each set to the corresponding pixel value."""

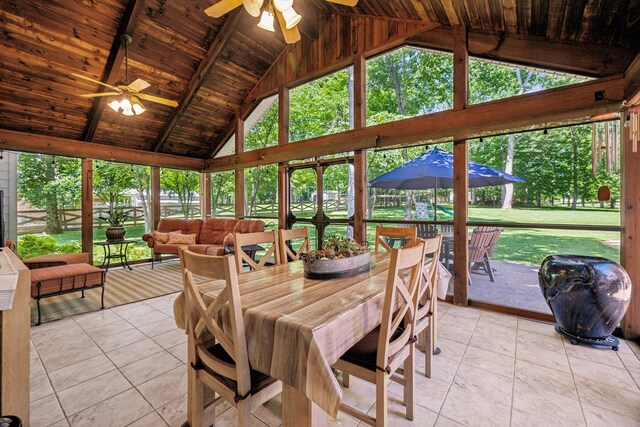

left=278, top=87, right=290, bottom=230
left=81, top=159, right=94, bottom=263
left=452, top=25, right=469, bottom=307
left=234, top=114, right=245, bottom=218
left=408, top=26, right=634, bottom=78
left=81, top=0, right=147, bottom=142
left=0, top=130, right=204, bottom=170
left=441, top=0, right=460, bottom=25
left=153, top=10, right=242, bottom=153
left=151, top=166, right=161, bottom=231
left=205, top=74, right=624, bottom=172
left=621, top=111, right=640, bottom=340
left=625, top=53, right=640, bottom=107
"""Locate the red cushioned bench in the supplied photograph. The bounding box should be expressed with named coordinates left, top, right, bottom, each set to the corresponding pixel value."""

left=24, top=253, right=106, bottom=325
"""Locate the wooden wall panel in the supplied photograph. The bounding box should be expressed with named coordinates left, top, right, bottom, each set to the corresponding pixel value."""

left=82, top=159, right=94, bottom=262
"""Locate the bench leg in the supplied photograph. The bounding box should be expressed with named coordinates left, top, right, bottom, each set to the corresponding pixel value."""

left=81, top=289, right=85, bottom=298
left=36, top=297, right=42, bottom=326
left=101, top=286, right=105, bottom=309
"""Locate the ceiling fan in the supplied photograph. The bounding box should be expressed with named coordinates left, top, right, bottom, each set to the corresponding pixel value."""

left=73, top=34, right=179, bottom=116
left=205, top=0, right=359, bottom=44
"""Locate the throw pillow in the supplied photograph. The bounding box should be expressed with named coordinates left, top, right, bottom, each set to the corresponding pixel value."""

left=167, top=232, right=197, bottom=245
left=154, top=230, right=181, bottom=244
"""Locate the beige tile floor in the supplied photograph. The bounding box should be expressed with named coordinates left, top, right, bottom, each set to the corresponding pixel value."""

left=30, top=296, right=640, bottom=427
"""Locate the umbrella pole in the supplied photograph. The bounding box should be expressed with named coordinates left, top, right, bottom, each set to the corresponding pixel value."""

left=434, top=180, right=438, bottom=222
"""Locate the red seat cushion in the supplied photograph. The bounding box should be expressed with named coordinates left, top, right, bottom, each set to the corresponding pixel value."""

left=157, top=219, right=203, bottom=241
left=187, top=244, right=225, bottom=256
left=199, top=219, right=237, bottom=245
left=23, top=253, right=89, bottom=269
left=30, top=264, right=104, bottom=298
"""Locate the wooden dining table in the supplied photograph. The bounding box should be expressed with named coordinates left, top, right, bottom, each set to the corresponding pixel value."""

left=174, top=252, right=436, bottom=426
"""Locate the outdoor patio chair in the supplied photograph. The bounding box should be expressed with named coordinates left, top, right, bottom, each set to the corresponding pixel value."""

left=416, top=223, right=438, bottom=239
left=471, top=226, right=503, bottom=275
left=468, top=228, right=500, bottom=285
left=180, top=249, right=282, bottom=426
left=278, top=227, right=310, bottom=262
left=374, top=225, right=417, bottom=253
left=233, top=230, right=281, bottom=274
left=333, top=240, right=426, bottom=426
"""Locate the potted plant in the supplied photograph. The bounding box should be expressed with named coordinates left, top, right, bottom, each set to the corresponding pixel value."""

left=301, top=236, right=370, bottom=279
left=100, top=206, right=129, bottom=241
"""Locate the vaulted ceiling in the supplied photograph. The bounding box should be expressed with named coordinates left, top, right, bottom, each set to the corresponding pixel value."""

left=1, top=0, right=638, bottom=161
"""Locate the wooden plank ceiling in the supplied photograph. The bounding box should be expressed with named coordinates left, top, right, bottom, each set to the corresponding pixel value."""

left=0, top=0, right=638, bottom=161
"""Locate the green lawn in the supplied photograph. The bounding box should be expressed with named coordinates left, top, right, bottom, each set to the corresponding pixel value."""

left=17, top=205, right=621, bottom=266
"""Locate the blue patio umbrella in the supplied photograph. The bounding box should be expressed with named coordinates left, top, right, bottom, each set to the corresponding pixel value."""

left=369, top=147, right=525, bottom=219
left=369, top=147, right=525, bottom=189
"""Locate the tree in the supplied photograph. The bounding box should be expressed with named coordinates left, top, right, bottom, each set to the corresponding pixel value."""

left=161, top=169, right=199, bottom=219
left=132, top=166, right=152, bottom=232
left=94, top=161, right=137, bottom=226
left=211, top=171, right=235, bottom=216
left=17, top=154, right=81, bottom=234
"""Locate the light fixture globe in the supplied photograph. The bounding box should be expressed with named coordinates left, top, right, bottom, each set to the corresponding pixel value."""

left=282, top=6, right=301, bottom=29
left=273, top=0, right=293, bottom=11
left=257, top=10, right=275, bottom=32
left=107, top=99, right=121, bottom=112
left=243, top=0, right=263, bottom=17
left=119, top=98, right=134, bottom=116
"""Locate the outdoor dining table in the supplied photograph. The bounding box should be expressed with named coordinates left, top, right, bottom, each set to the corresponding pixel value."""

left=173, top=252, right=439, bottom=426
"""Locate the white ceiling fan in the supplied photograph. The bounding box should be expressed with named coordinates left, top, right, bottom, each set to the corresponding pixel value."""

left=204, top=0, right=359, bottom=44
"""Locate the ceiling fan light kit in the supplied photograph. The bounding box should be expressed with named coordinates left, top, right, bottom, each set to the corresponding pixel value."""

left=205, top=0, right=358, bottom=44
left=72, top=34, right=178, bottom=116
left=258, top=9, right=275, bottom=32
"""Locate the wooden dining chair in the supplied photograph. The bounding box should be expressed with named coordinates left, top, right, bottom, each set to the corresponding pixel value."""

left=180, top=249, right=281, bottom=427
left=278, top=227, right=310, bottom=262
left=374, top=225, right=418, bottom=253
left=233, top=230, right=281, bottom=274
left=333, top=240, right=426, bottom=427
left=416, top=235, right=441, bottom=378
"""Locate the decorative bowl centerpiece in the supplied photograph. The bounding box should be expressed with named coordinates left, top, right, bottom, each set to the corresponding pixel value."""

left=301, top=236, right=370, bottom=279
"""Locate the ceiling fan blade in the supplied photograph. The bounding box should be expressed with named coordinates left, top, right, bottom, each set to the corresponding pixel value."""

left=79, top=92, right=122, bottom=98
left=275, top=9, right=301, bottom=44
left=127, top=78, right=151, bottom=92
left=325, top=0, right=358, bottom=5
left=204, top=0, right=243, bottom=17
left=71, top=73, right=119, bottom=90
left=136, top=93, right=179, bottom=108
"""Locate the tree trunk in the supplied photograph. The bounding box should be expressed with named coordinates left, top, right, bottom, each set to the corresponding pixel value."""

left=45, top=203, right=63, bottom=234
left=136, top=170, right=152, bottom=233
left=501, top=134, right=516, bottom=209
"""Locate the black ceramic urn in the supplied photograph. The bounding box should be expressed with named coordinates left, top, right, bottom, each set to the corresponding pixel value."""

left=538, top=255, right=631, bottom=340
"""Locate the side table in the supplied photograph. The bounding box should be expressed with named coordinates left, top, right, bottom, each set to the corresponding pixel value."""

left=95, top=239, right=137, bottom=272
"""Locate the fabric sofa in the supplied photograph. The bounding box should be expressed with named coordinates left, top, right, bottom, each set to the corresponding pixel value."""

left=142, top=218, right=265, bottom=267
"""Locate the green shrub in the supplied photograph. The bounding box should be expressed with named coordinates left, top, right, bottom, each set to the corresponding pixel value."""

left=17, top=234, right=81, bottom=259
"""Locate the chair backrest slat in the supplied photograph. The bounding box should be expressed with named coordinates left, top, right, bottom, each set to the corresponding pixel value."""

left=374, top=225, right=418, bottom=253
left=279, top=227, right=311, bottom=262
left=468, top=228, right=498, bottom=263
left=417, top=235, right=441, bottom=322
left=234, top=230, right=281, bottom=273
left=180, top=249, right=252, bottom=396
left=377, top=240, right=426, bottom=372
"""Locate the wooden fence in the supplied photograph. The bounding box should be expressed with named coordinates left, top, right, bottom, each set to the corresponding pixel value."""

left=17, top=204, right=202, bottom=235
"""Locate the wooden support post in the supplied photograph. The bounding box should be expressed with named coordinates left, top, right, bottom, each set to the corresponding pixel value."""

left=353, top=54, right=366, bottom=131
left=453, top=25, right=469, bottom=306
left=235, top=115, right=245, bottom=218
left=151, top=166, right=161, bottom=231
left=353, top=150, right=367, bottom=244
left=81, top=159, right=93, bottom=263
left=621, top=112, right=640, bottom=339
left=278, top=87, right=290, bottom=230
left=199, top=173, right=211, bottom=219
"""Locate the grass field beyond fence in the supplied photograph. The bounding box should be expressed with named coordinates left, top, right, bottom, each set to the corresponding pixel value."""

left=16, top=205, right=620, bottom=266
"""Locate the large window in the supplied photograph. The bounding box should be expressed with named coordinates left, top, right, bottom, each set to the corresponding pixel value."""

left=16, top=153, right=82, bottom=259
left=469, top=58, right=587, bottom=105
left=211, top=171, right=235, bottom=218
left=160, top=168, right=200, bottom=219
left=93, top=161, right=152, bottom=263
left=367, top=47, right=453, bottom=126
left=245, top=95, right=278, bottom=151
left=290, top=68, right=352, bottom=142
left=466, top=122, right=621, bottom=313
left=244, top=164, right=277, bottom=219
